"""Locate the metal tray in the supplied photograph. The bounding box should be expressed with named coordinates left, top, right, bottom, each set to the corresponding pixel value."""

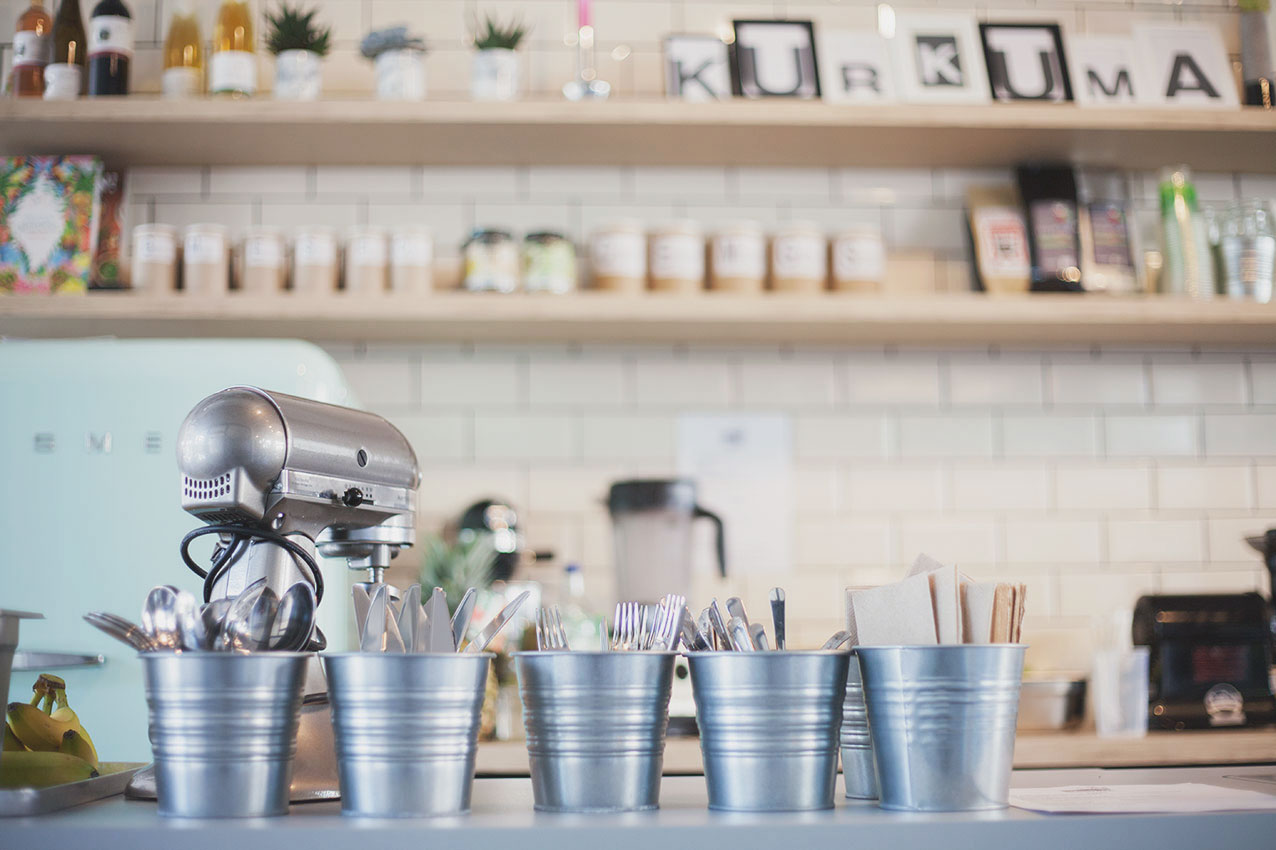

left=0, top=762, right=145, bottom=817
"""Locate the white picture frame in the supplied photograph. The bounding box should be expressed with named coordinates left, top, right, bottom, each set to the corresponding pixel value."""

left=818, top=30, right=897, bottom=103
left=731, top=20, right=821, bottom=99
left=1068, top=35, right=1145, bottom=106
left=663, top=34, right=732, bottom=101
left=889, top=12, right=990, bottom=104
left=1133, top=23, right=1239, bottom=108
left=979, top=22, right=1072, bottom=103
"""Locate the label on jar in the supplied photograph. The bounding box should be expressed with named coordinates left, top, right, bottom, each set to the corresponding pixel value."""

left=349, top=237, right=387, bottom=267
left=135, top=232, right=175, bottom=263
left=833, top=234, right=886, bottom=282
left=184, top=232, right=225, bottom=264
left=1028, top=199, right=1079, bottom=275
left=712, top=233, right=766, bottom=279
left=13, top=30, right=51, bottom=68
left=973, top=207, right=1031, bottom=278
left=162, top=66, right=201, bottom=98
left=210, top=50, right=256, bottom=94
left=244, top=238, right=284, bottom=268
left=772, top=234, right=826, bottom=280
left=295, top=234, right=336, bottom=266
left=42, top=64, right=82, bottom=99
left=650, top=234, right=704, bottom=280
left=391, top=235, right=433, bottom=267
left=88, top=16, right=134, bottom=59
left=592, top=232, right=646, bottom=278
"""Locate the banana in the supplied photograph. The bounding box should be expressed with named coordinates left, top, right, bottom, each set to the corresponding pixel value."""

left=0, top=750, right=98, bottom=789
left=58, top=730, right=98, bottom=768
left=50, top=690, right=97, bottom=766
left=2, top=723, right=25, bottom=752
left=5, top=702, right=74, bottom=753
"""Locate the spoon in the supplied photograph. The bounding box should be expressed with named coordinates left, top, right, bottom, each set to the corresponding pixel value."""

left=141, top=586, right=182, bottom=649
left=174, top=590, right=207, bottom=651
left=219, top=583, right=275, bottom=651
left=270, top=582, right=316, bottom=652
left=200, top=599, right=232, bottom=650
left=84, top=612, right=158, bottom=652
left=821, top=630, right=853, bottom=651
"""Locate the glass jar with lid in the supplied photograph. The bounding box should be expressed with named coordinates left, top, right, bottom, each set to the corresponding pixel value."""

left=590, top=220, right=647, bottom=292
left=390, top=226, right=433, bottom=296
left=345, top=226, right=389, bottom=295
left=463, top=228, right=520, bottom=293
left=292, top=225, right=338, bottom=295
left=771, top=222, right=827, bottom=293
left=710, top=221, right=766, bottom=293
left=523, top=231, right=577, bottom=294
left=131, top=223, right=178, bottom=294
left=649, top=221, right=705, bottom=293
left=238, top=226, right=286, bottom=294
left=831, top=225, right=886, bottom=293
left=1220, top=200, right=1275, bottom=303
left=182, top=223, right=230, bottom=296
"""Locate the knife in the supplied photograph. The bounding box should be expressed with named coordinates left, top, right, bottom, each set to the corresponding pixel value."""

left=451, top=587, right=477, bottom=650
left=352, top=583, right=372, bottom=638
left=464, top=591, right=530, bottom=653
left=769, top=587, right=786, bottom=651
left=426, top=587, right=453, bottom=651
left=360, top=584, right=388, bottom=653
left=383, top=606, right=406, bottom=653
left=396, top=584, right=421, bottom=652
left=707, top=600, right=732, bottom=649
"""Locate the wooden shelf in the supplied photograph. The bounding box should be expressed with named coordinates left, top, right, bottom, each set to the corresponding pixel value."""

left=1, top=98, right=1274, bottom=170
left=3, top=292, right=1276, bottom=346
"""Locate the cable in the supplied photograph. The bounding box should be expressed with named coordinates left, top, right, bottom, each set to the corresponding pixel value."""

left=180, top=524, right=325, bottom=605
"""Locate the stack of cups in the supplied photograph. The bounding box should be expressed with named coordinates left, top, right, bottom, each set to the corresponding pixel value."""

left=324, top=653, right=493, bottom=817
left=687, top=651, right=849, bottom=812
left=142, top=653, right=309, bottom=818
left=516, top=652, right=676, bottom=812
left=856, top=645, right=1025, bottom=812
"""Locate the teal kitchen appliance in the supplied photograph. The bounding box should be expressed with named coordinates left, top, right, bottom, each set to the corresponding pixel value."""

left=0, top=339, right=361, bottom=761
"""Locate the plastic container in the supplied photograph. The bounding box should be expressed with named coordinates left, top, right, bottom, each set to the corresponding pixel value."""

left=591, top=221, right=647, bottom=292
left=463, top=228, right=520, bottom=293
left=649, top=221, right=705, bottom=293
left=292, top=226, right=338, bottom=295
left=130, top=224, right=179, bottom=294
left=771, top=223, right=827, bottom=293
left=1092, top=646, right=1150, bottom=739
left=344, top=227, right=389, bottom=296
left=831, top=225, right=886, bottom=292
left=709, top=222, right=767, bottom=293
left=523, top=231, right=577, bottom=294
left=389, top=226, right=433, bottom=295
left=238, top=226, right=286, bottom=294
left=181, top=224, right=230, bottom=296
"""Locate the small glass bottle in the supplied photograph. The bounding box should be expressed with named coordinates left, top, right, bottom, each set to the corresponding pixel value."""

left=161, top=0, right=203, bottom=98
left=1158, top=165, right=1215, bottom=300
left=44, top=0, right=86, bottom=99
left=522, top=231, right=577, bottom=294
left=210, top=0, right=255, bottom=97
left=86, top=0, right=131, bottom=96
left=463, top=228, right=520, bottom=293
left=1220, top=200, right=1276, bottom=303
left=10, top=1, right=53, bottom=98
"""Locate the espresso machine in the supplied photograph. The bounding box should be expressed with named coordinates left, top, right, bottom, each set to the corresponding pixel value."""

left=130, top=386, right=420, bottom=800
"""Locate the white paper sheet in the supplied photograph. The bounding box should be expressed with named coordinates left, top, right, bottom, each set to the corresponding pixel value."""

left=1009, top=784, right=1276, bottom=814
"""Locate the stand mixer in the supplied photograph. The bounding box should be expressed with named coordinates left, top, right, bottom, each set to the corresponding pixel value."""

left=128, top=386, right=420, bottom=801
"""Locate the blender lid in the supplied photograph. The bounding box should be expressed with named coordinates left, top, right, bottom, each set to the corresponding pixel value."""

left=608, top=479, right=697, bottom=514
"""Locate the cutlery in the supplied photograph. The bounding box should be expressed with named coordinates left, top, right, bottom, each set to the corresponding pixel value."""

left=172, top=589, right=206, bottom=651
left=600, top=615, right=610, bottom=651
left=728, top=616, right=754, bottom=652
left=698, top=609, right=718, bottom=651
left=821, top=630, right=852, bottom=650
left=656, top=595, right=686, bottom=650
left=769, top=587, right=786, bottom=651
left=141, top=585, right=182, bottom=649
left=360, top=584, right=389, bottom=652
left=352, top=583, right=372, bottom=637
left=451, top=587, right=477, bottom=648
left=395, top=584, right=422, bottom=652
left=749, top=621, right=769, bottom=651
left=681, top=608, right=711, bottom=652
left=725, top=597, right=750, bottom=629
left=536, top=606, right=570, bottom=650
left=426, top=586, right=453, bottom=651
left=199, top=599, right=232, bottom=650
left=707, top=600, right=732, bottom=649
left=270, top=582, right=316, bottom=652
left=383, top=605, right=406, bottom=653
left=217, top=581, right=271, bottom=651
left=83, top=612, right=158, bottom=652
left=412, top=600, right=429, bottom=652
left=465, top=590, right=531, bottom=653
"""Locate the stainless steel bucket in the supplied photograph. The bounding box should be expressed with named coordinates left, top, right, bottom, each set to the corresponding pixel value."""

left=841, top=652, right=877, bottom=800
left=688, top=651, right=849, bottom=812
left=857, top=644, right=1025, bottom=812
left=515, top=651, right=675, bottom=813
left=142, top=652, right=309, bottom=818
left=324, top=653, right=492, bottom=818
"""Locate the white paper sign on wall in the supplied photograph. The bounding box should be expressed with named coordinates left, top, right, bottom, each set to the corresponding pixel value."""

left=731, top=20, right=821, bottom=99
left=664, top=34, right=732, bottom=101
left=979, top=23, right=1072, bottom=103
left=1068, top=35, right=1144, bottom=106
left=889, top=12, right=990, bottom=104
left=1133, top=23, right=1239, bottom=108
left=818, top=30, right=897, bottom=103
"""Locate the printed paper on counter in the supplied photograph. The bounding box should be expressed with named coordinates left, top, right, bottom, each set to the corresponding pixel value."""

left=1009, top=783, right=1276, bottom=814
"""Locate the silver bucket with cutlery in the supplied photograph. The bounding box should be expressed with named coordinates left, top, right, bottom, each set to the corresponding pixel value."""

left=324, top=653, right=492, bottom=817
left=142, top=652, right=309, bottom=818
left=857, top=644, right=1025, bottom=812
left=841, top=650, right=877, bottom=800
left=688, top=651, right=849, bottom=812
left=515, top=651, right=676, bottom=813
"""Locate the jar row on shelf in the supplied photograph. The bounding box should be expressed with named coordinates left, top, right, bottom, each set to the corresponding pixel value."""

left=129, top=220, right=888, bottom=295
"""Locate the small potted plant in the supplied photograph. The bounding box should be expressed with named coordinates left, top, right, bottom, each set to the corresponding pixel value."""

left=361, top=26, right=428, bottom=101
left=265, top=2, right=331, bottom=101
left=471, top=15, right=528, bottom=101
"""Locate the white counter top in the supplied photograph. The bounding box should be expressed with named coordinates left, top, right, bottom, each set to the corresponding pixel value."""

left=3, top=767, right=1274, bottom=850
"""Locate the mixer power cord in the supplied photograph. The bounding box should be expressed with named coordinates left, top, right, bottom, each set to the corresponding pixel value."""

left=180, top=524, right=325, bottom=604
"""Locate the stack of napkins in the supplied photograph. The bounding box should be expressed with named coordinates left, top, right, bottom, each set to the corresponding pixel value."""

left=846, top=554, right=1026, bottom=645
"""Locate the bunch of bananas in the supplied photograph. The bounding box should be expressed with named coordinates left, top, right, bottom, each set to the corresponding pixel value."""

left=2, top=674, right=100, bottom=789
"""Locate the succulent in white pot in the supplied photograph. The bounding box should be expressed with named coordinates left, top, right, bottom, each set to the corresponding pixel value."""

left=471, top=15, right=528, bottom=101
left=362, top=26, right=428, bottom=101
left=266, top=2, right=332, bottom=101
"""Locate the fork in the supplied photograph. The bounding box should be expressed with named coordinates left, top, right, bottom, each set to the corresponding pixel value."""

left=536, top=606, right=571, bottom=650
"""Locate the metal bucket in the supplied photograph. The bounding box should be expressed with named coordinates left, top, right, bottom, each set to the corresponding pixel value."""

left=515, top=651, right=675, bottom=813
left=324, top=653, right=492, bottom=818
left=688, top=651, right=849, bottom=812
left=142, top=652, right=309, bottom=818
left=857, top=644, right=1025, bottom=812
left=841, top=652, right=877, bottom=799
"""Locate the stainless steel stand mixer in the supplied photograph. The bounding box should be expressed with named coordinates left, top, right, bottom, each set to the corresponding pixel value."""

left=128, top=386, right=420, bottom=801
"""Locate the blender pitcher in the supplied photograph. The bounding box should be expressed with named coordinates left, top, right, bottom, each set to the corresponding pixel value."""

left=607, top=479, right=726, bottom=603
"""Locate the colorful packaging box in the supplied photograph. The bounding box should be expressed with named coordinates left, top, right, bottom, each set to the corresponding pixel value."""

left=0, top=156, right=104, bottom=295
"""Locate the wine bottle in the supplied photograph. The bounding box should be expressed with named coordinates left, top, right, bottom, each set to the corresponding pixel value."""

left=45, top=0, right=87, bottom=99
left=210, top=0, right=256, bottom=97
left=10, top=1, right=52, bottom=98
left=162, top=0, right=203, bottom=98
left=86, top=0, right=130, bottom=96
